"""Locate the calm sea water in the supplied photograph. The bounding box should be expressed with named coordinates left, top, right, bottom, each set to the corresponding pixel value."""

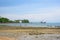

left=0, top=23, right=60, bottom=27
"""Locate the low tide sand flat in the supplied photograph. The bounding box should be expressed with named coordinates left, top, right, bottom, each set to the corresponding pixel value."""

left=0, top=27, right=60, bottom=40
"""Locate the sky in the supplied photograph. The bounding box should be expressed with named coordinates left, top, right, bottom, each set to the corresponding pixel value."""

left=0, top=0, right=60, bottom=23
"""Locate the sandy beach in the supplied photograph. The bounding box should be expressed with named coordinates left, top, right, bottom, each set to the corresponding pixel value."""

left=0, top=27, right=60, bottom=40
left=0, top=36, right=15, bottom=40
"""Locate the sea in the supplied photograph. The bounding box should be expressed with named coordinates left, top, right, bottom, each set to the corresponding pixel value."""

left=0, top=22, right=60, bottom=27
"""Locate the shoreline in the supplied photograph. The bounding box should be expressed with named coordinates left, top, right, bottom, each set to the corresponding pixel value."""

left=0, top=26, right=60, bottom=34
left=0, top=26, right=60, bottom=40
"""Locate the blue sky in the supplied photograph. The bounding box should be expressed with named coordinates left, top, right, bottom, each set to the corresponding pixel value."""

left=0, top=0, right=60, bottom=22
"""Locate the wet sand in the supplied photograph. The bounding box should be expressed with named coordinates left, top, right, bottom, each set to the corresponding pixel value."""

left=17, top=34, right=60, bottom=40
left=0, top=28, right=60, bottom=40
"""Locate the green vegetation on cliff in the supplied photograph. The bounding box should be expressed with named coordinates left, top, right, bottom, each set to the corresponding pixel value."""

left=0, top=16, right=29, bottom=23
left=22, top=19, right=29, bottom=23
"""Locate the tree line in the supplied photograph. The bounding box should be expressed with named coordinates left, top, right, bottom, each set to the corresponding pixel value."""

left=0, top=16, right=29, bottom=23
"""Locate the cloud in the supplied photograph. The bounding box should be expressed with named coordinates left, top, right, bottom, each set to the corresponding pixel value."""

left=1, top=10, right=60, bottom=22
left=0, top=3, right=60, bottom=22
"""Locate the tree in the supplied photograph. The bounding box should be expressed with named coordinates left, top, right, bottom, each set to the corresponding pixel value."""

left=22, top=19, right=29, bottom=23
left=9, top=20, right=15, bottom=23
left=14, top=20, right=20, bottom=23
left=0, top=17, right=9, bottom=23
left=0, top=16, right=30, bottom=23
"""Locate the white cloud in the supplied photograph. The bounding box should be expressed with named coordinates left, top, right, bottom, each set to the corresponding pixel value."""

left=0, top=6, right=60, bottom=22
left=1, top=11, right=60, bottom=22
